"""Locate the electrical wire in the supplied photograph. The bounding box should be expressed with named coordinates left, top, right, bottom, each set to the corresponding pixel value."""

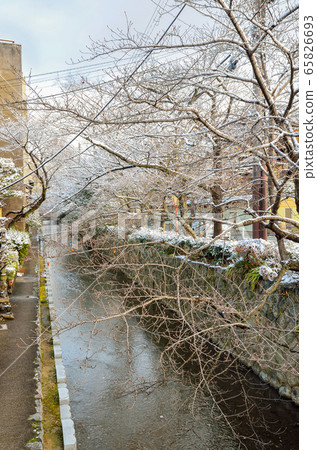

left=0, top=60, right=116, bottom=86
left=3, top=46, right=200, bottom=107
left=0, top=2, right=193, bottom=88
left=0, top=3, right=187, bottom=193
left=0, top=1, right=196, bottom=109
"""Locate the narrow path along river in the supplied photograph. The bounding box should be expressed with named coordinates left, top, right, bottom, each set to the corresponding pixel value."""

left=43, top=227, right=298, bottom=449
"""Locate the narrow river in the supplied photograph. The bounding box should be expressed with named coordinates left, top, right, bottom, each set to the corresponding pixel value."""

left=44, top=229, right=298, bottom=449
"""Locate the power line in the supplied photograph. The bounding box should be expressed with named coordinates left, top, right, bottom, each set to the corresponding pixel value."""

left=145, top=0, right=169, bottom=38
left=0, top=61, right=108, bottom=85
left=0, top=55, right=146, bottom=87
left=1, top=3, right=194, bottom=89
left=2, top=47, right=200, bottom=107
left=143, top=0, right=165, bottom=36
left=0, top=3, right=187, bottom=194
left=0, top=4, right=195, bottom=93
left=1, top=36, right=181, bottom=87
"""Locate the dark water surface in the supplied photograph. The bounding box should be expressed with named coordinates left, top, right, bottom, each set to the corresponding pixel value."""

left=45, top=239, right=298, bottom=449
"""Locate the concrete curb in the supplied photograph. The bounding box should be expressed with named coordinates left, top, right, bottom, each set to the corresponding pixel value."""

left=26, top=303, right=44, bottom=449
left=44, top=266, right=77, bottom=450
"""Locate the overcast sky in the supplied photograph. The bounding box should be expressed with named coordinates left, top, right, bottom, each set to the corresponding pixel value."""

left=0, top=0, right=178, bottom=76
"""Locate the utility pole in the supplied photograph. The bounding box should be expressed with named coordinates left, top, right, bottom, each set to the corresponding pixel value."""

left=252, top=0, right=268, bottom=240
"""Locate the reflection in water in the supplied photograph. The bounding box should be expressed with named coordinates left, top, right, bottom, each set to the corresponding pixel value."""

left=46, top=243, right=298, bottom=450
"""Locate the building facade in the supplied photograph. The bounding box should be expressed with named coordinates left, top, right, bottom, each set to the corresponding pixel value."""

left=0, top=40, right=25, bottom=230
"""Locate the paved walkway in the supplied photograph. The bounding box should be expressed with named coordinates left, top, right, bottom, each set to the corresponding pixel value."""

left=0, top=236, right=39, bottom=449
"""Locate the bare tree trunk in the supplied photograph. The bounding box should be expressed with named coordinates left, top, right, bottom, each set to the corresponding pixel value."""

left=212, top=146, right=223, bottom=238
left=252, top=0, right=268, bottom=240
left=212, top=184, right=223, bottom=238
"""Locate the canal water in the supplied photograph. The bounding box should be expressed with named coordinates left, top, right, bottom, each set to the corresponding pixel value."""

left=44, top=235, right=298, bottom=449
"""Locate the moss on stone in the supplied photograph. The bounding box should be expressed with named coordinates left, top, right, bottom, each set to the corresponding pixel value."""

left=39, top=255, right=63, bottom=449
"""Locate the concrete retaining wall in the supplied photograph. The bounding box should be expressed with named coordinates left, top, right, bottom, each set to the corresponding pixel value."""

left=123, top=245, right=299, bottom=404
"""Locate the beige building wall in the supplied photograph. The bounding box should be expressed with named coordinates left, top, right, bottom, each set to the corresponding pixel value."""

left=0, top=40, right=25, bottom=229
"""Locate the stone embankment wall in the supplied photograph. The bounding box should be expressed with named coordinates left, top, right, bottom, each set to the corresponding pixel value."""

left=122, top=245, right=299, bottom=404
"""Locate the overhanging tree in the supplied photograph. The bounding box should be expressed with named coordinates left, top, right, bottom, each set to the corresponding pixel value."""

left=36, top=0, right=298, bottom=252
